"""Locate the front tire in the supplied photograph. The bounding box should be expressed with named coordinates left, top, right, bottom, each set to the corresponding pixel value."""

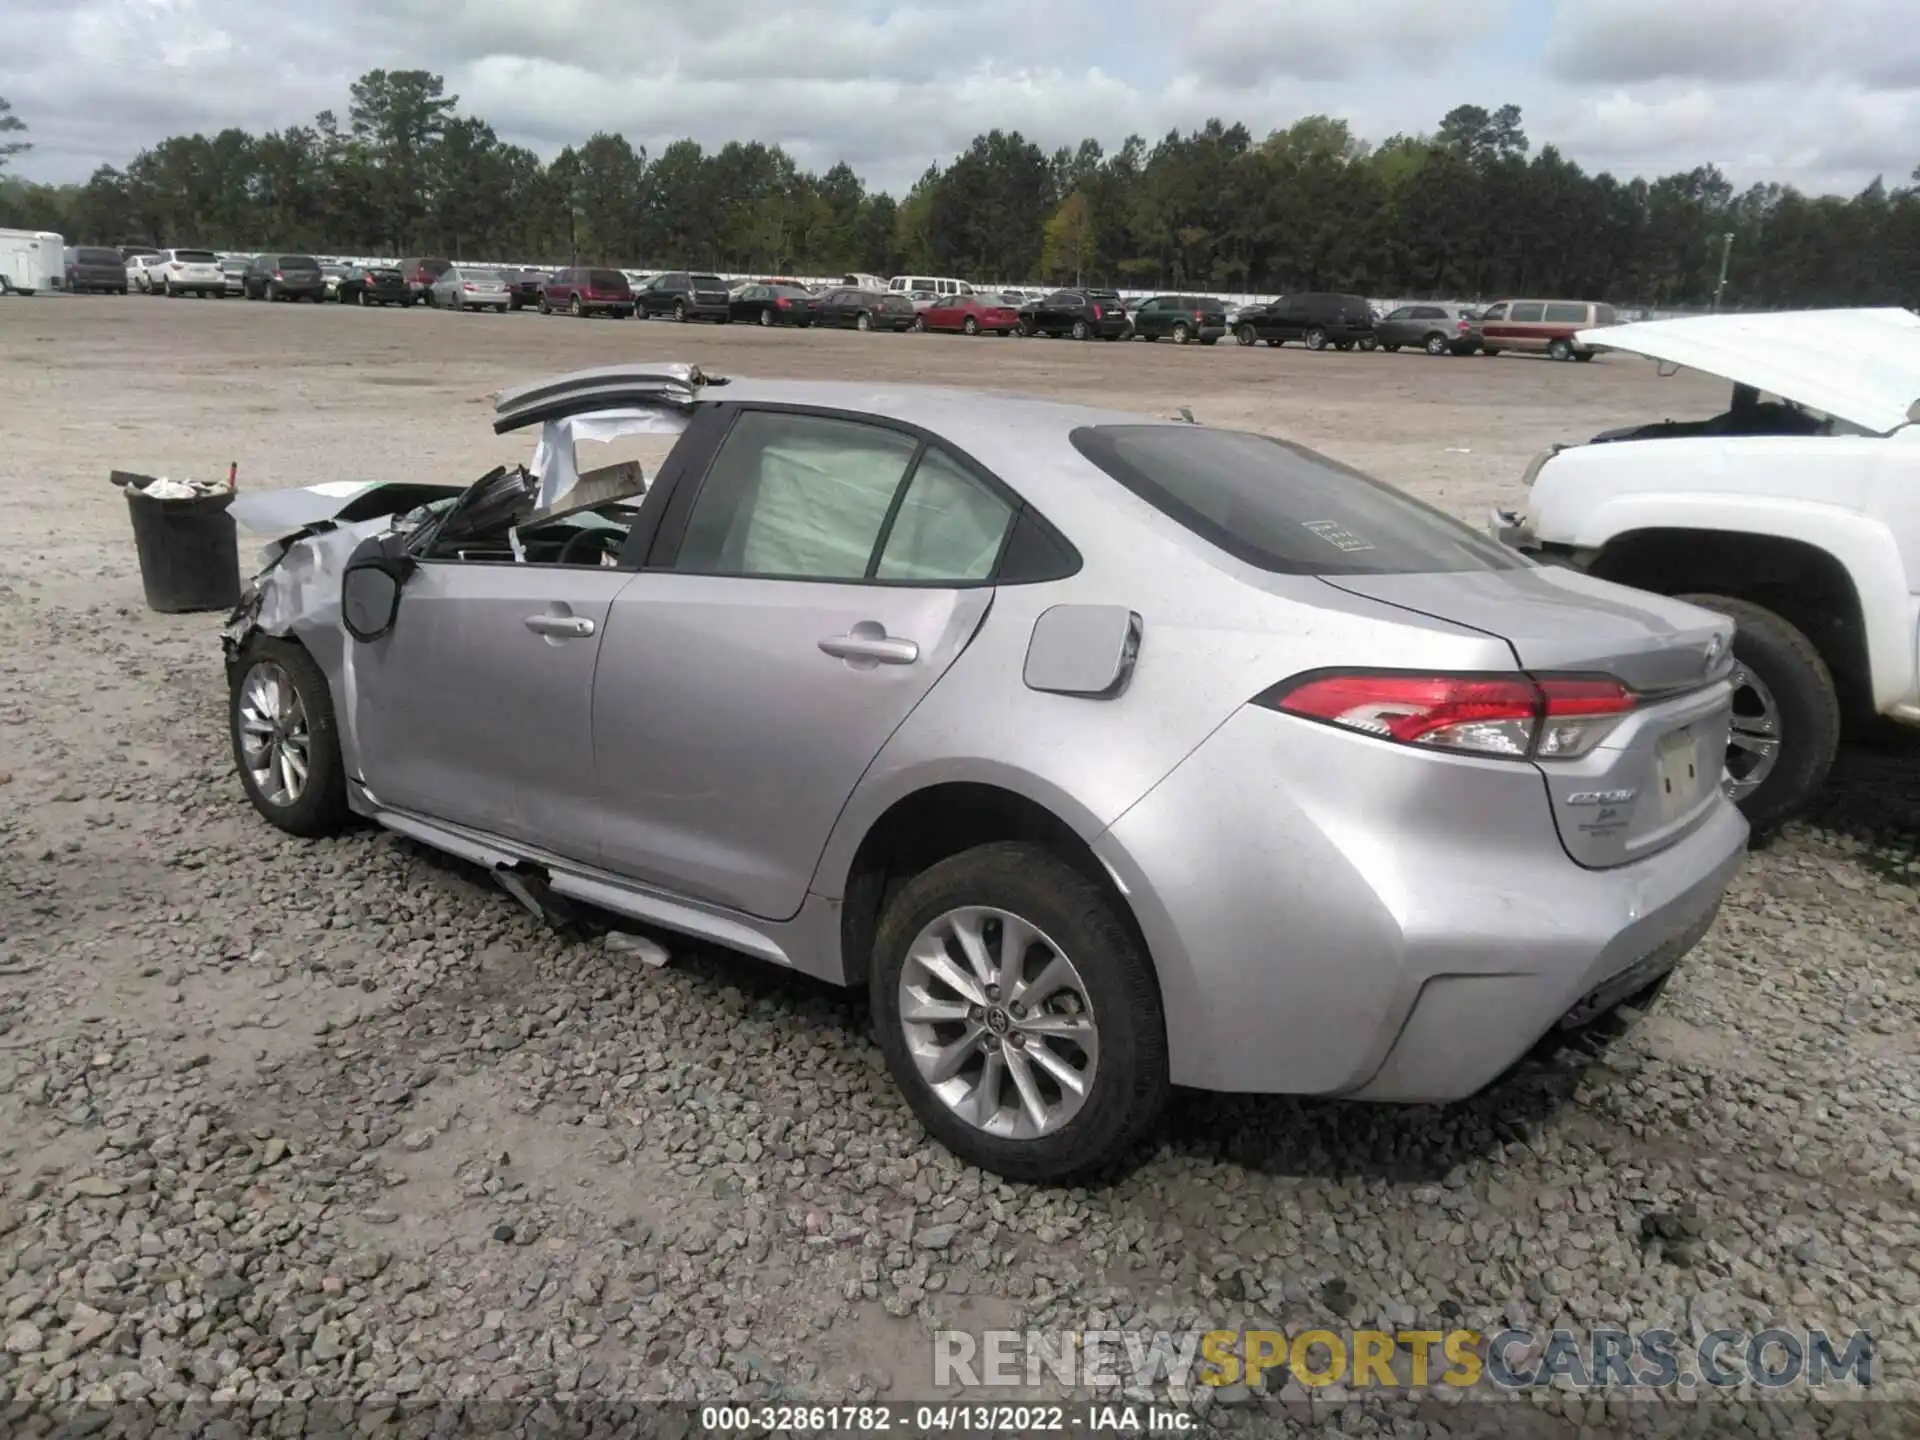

left=230, top=637, right=348, bottom=839
left=1675, top=594, right=1840, bottom=834
left=673, top=299, right=688, bottom=322
left=870, top=842, right=1169, bottom=1183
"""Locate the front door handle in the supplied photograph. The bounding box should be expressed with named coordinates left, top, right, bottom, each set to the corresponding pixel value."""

left=525, top=614, right=595, bottom=638
left=819, top=627, right=919, bottom=665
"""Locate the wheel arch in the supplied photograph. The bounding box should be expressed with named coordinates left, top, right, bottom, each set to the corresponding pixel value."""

left=830, top=778, right=1154, bottom=997
left=1586, top=525, right=1877, bottom=715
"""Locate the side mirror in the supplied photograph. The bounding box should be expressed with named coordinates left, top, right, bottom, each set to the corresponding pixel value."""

left=342, top=562, right=406, bottom=642
left=341, top=533, right=416, bottom=643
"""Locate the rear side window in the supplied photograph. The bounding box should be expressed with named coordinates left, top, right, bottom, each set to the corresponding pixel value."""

left=1543, top=301, right=1587, bottom=324
left=692, top=274, right=726, bottom=289
left=1595, top=304, right=1618, bottom=326
left=1070, top=425, right=1524, bottom=576
left=280, top=255, right=317, bottom=269
left=588, top=269, right=628, bottom=289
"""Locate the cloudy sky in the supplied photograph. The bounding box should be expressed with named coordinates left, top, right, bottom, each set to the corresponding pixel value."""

left=6, top=0, right=1918, bottom=196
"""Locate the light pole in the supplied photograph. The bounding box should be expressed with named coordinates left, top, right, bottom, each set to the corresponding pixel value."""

left=1711, top=231, right=1734, bottom=312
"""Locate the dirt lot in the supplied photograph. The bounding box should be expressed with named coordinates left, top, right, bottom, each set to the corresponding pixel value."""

left=1, top=297, right=1918, bottom=1429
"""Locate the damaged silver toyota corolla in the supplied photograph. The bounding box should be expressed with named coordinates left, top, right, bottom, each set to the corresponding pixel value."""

left=223, top=361, right=1748, bottom=1182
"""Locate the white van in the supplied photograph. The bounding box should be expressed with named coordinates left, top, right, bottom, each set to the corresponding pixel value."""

left=0, top=229, right=64, bottom=295
left=887, top=274, right=975, bottom=308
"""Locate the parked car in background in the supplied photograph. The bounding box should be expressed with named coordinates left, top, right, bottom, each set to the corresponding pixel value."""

left=888, top=274, right=976, bottom=308
left=244, top=254, right=325, bottom=302
left=505, top=269, right=550, bottom=311
left=152, top=248, right=226, bottom=297
left=119, top=245, right=163, bottom=264
left=809, top=288, right=916, bottom=331
left=1375, top=303, right=1482, bottom=356
left=1129, top=295, right=1228, bottom=345
left=1478, top=300, right=1617, bottom=360
left=635, top=271, right=733, bottom=322
left=729, top=282, right=815, bottom=327
left=400, top=257, right=452, bottom=306
left=220, top=256, right=250, bottom=295
left=320, top=262, right=355, bottom=301
left=126, top=255, right=162, bottom=293
left=343, top=263, right=407, bottom=306
left=431, top=265, right=511, bottom=311
left=1233, top=292, right=1376, bottom=350
left=1018, top=290, right=1131, bottom=341
left=1492, top=307, right=1920, bottom=831
left=541, top=267, right=634, bottom=318
left=64, top=246, right=128, bottom=293
left=914, top=292, right=1021, bottom=336
left=223, top=364, right=1748, bottom=1182
left=841, top=271, right=888, bottom=290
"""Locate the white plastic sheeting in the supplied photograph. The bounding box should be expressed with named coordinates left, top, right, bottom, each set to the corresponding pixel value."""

left=528, top=407, right=689, bottom=513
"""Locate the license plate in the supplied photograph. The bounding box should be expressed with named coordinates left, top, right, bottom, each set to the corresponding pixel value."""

left=1654, top=727, right=1706, bottom=820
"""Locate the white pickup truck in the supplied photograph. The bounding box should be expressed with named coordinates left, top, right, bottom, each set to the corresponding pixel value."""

left=1493, top=307, right=1920, bottom=832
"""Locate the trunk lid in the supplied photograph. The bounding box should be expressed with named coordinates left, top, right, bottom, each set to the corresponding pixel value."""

left=1318, top=567, right=1736, bottom=868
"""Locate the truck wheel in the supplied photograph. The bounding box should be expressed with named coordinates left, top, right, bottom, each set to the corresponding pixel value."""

left=1676, top=593, right=1840, bottom=834
left=869, top=841, right=1168, bottom=1183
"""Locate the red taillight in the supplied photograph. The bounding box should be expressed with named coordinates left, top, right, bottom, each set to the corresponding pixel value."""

left=1458, top=319, right=1472, bottom=331
left=273, top=270, right=284, bottom=280
left=464, top=282, right=476, bottom=291
left=775, top=296, right=790, bottom=308
left=1194, top=309, right=1205, bottom=321
left=1093, top=305, right=1105, bottom=317
left=1257, top=671, right=1635, bottom=759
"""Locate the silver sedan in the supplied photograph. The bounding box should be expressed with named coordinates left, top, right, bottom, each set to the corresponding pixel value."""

left=222, top=365, right=1747, bottom=1182
left=429, top=265, right=510, bottom=311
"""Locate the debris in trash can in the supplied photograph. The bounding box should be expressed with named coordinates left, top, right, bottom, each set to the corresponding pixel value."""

left=603, top=932, right=672, bottom=968
left=142, top=477, right=228, bottom=500
left=117, top=468, right=242, bottom=613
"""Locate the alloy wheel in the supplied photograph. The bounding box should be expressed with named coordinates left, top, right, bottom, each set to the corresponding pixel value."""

left=237, top=661, right=311, bottom=808
left=1723, top=661, right=1782, bottom=802
left=897, top=906, right=1099, bottom=1140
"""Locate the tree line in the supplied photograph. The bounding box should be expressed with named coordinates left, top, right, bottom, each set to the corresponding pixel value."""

left=2, top=76, right=1918, bottom=308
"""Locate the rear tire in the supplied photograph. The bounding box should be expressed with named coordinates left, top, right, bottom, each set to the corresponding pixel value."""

left=1071, top=319, right=1089, bottom=341
left=1574, top=351, right=1595, bottom=363
left=869, top=842, right=1169, bottom=1183
left=1424, top=334, right=1449, bottom=356
left=963, top=316, right=979, bottom=336
left=229, top=636, right=349, bottom=839
left=1172, top=322, right=1190, bottom=345
left=1549, top=338, right=1574, bottom=361
left=856, top=311, right=872, bottom=332
left=1235, top=326, right=1256, bottom=347
left=570, top=295, right=583, bottom=318
left=674, top=299, right=688, bottom=322
left=760, top=308, right=774, bottom=327
left=1674, top=593, right=1840, bottom=835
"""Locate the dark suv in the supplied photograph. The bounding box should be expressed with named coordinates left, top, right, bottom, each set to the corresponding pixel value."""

left=65, top=246, right=129, bottom=294
left=399, top=257, right=452, bottom=306
left=1129, top=295, right=1228, bottom=345
left=1233, top=292, right=1376, bottom=350
left=505, top=269, right=550, bottom=311
left=634, top=271, right=732, bottom=322
left=541, top=267, right=634, bottom=318
left=1017, top=289, right=1130, bottom=340
left=243, top=254, right=325, bottom=302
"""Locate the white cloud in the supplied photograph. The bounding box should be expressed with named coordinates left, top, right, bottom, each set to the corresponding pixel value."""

left=1, top=0, right=1916, bottom=197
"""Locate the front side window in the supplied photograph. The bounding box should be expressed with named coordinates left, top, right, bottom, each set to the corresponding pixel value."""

left=675, top=413, right=920, bottom=579
left=1480, top=302, right=1508, bottom=320
left=1385, top=306, right=1412, bottom=320
left=1070, top=425, right=1524, bottom=577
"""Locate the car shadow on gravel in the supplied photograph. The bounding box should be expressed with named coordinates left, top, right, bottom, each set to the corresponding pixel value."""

left=1780, top=728, right=1920, bottom=879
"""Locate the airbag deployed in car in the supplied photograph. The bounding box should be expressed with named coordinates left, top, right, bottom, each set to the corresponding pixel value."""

left=736, top=440, right=904, bottom=577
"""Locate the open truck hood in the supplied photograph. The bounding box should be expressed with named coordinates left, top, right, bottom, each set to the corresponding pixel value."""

left=1578, top=307, right=1920, bottom=437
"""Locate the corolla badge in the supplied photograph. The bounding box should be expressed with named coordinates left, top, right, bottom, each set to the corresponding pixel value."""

left=1567, top=790, right=1636, bottom=806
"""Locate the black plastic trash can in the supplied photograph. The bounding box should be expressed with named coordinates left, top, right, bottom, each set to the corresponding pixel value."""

left=119, top=472, right=241, bottom=613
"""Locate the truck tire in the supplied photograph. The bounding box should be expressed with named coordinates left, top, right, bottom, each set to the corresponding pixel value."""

left=1676, top=593, right=1840, bottom=834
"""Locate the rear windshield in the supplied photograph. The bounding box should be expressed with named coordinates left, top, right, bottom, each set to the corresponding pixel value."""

left=173, top=249, right=218, bottom=263
left=692, top=274, right=727, bottom=289
left=280, top=255, right=318, bottom=269
left=1070, top=425, right=1524, bottom=576
left=78, top=247, right=122, bottom=264
left=588, top=269, right=629, bottom=289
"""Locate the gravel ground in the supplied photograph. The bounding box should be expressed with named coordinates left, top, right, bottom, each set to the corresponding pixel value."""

left=1, top=298, right=1917, bottom=1435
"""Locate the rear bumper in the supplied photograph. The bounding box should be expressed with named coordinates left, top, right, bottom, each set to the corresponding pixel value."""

left=1094, top=704, right=1748, bottom=1098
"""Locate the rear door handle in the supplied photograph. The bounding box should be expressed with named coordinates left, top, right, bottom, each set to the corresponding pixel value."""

left=819, top=630, right=919, bottom=665
left=525, top=614, right=595, bottom=638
